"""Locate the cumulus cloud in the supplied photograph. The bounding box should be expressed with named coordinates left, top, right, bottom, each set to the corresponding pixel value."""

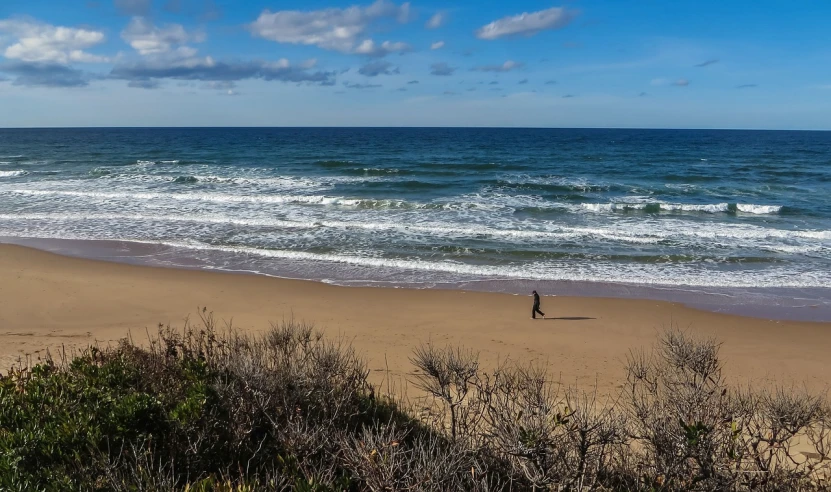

left=430, top=40, right=444, bottom=50
left=429, top=62, right=455, bottom=76
left=352, top=39, right=411, bottom=57
left=248, top=0, right=413, bottom=56
left=695, top=59, right=719, bottom=67
left=0, top=61, right=89, bottom=87
left=472, top=60, right=523, bottom=72
left=358, top=60, right=398, bottom=76
left=426, top=12, right=445, bottom=29
left=115, top=0, right=152, bottom=16
left=736, top=83, right=757, bottom=89
left=112, top=17, right=335, bottom=88
left=0, top=19, right=107, bottom=64
left=343, top=81, right=381, bottom=89
left=476, top=7, right=576, bottom=40
left=121, top=17, right=201, bottom=56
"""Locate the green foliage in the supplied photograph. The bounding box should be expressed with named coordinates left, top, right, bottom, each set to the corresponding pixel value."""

left=680, top=419, right=710, bottom=447
left=0, top=314, right=451, bottom=491
left=1, top=317, right=829, bottom=491
left=0, top=346, right=213, bottom=489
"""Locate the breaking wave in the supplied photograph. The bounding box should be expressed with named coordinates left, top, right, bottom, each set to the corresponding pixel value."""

left=0, top=170, right=29, bottom=178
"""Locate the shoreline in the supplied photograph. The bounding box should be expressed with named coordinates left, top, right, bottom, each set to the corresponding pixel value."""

left=3, top=235, right=831, bottom=323
left=2, top=242, right=830, bottom=399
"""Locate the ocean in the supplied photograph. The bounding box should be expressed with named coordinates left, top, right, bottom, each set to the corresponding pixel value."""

left=1, top=128, right=830, bottom=320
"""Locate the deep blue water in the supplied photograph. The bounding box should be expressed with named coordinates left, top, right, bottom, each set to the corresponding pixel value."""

left=1, top=128, right=830, bottom=301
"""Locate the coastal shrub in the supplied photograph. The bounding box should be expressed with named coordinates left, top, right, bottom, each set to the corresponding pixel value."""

left=1, top=312, right=829, bottom=491
left=409, top=330, right=831, bottom=491
left=0, top=312, right=504, bottom=491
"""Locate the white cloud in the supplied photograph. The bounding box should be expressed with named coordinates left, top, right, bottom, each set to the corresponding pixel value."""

left=353, top=39, right=411, bottom=57
left=472, top=60, right=523, bottom=72
left=426, top=12, right=445, bottom=29
left=475, top=7, right=576, bottom=40
left=0, top=19, right=107, bottom=64
left=430, top=40, right=444, bottom=50
left=121, top=17, right=201, bottom=57
left=248, top=0, right=412, bottom=56
left=69, top=50, right=109, bottom=63
left=112, top=18, right=336, bottom=89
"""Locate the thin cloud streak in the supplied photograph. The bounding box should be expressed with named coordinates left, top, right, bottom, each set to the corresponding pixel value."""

left=476, top=6, right=577, bottom=40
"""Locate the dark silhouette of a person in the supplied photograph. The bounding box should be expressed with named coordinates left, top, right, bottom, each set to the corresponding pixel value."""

left=531, top=290, right=545, bottom=319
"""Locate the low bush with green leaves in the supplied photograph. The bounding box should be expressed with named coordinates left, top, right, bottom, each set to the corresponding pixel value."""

left=1, top=311, right=829, bottom=491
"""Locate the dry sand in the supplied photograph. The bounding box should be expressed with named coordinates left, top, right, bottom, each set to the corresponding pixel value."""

left=1, top=244, right=829, bottom=398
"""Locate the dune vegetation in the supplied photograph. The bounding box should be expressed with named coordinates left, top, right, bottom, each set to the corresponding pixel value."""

left=1, top=310, right=829, bottom=491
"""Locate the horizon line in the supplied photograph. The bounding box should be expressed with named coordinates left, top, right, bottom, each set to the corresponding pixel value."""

left=1, top=126, right=830, bottom=132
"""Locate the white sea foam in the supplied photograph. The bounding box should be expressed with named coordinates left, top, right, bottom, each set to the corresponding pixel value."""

left=499, top=174, right=614, bottom=191
left=94, top=238, right=829, bottom=289
left=661, top=203, right=730, bottom=213
left=581, top=202, right=783, bottom=215
left=0, top=170, right=29, bottom=178
left=6, top=188, right=508, bottom=211
left=3, top=211, right=827, bottom=248
left=737, top=204, right=783, bottom=214
left=582, top=203, right=648, bottom=212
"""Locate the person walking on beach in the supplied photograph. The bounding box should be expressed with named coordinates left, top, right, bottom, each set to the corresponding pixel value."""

left=531, top=290, right=546, bottom=319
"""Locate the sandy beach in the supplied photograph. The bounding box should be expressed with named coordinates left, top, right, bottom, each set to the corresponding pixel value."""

left=1, top=243, right=829, bottom=398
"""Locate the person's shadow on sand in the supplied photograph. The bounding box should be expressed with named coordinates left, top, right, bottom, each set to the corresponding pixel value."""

left=542, top=317, right=596, bottom=321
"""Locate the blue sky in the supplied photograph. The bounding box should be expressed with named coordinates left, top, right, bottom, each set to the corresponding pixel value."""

left=0, top=0, right=830, bottom=128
